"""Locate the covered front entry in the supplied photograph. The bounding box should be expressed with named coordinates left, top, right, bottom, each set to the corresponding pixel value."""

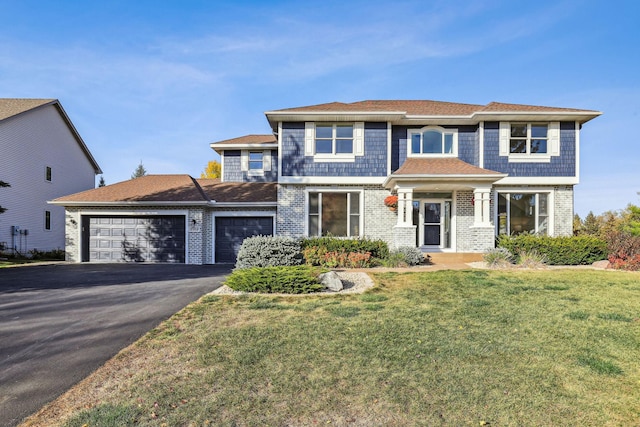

left=412, top=198, right=453, bottom=249
left=214, top=216, right=274, bottom=263
left=82, top=215, right=186, bottom=263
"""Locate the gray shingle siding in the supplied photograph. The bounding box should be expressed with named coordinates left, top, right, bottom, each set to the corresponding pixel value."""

left=222, top=150, right=278, bottom=182
left=280, top=122, right=387, bottom=177
left=483, top=121, right=576, bottom=177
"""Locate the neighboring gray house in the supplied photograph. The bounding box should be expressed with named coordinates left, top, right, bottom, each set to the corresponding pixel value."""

left=53, top=99, right=600, bottom=264
left=0, top=99, right=101, bottom=254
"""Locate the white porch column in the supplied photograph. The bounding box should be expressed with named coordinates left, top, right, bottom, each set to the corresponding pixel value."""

left=473, top=187, right=492, bottom=226
left=397, top=187, right=414, bottom=226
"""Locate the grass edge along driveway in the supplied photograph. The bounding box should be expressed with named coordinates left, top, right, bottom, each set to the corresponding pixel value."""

left=22, top=269, right=640, bottom=427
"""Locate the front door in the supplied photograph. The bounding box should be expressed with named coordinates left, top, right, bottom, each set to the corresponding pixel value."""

left=420, top=200, right=452, bottom=249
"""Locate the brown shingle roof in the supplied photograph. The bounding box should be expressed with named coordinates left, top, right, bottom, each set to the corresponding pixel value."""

left=211, top=134, right=276, bottom=146
left=197, top=179, right=277, bottom=203
left=52, top=175, right=277, bottom=205
left=0, top=98, right=56, bottom=121
left=271, top=99, right=599, bottom=116
left=53, top=175, right=209, bottom=203
left=393, top=158, right=502, bottom=176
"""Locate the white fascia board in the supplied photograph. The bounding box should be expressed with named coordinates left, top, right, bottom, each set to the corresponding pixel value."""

left=473, top=111, right=602, bottom=124
left=383, top=173, right=506, bottom=187
left=210, top=143, right=278, bottom=150
left=495, top=176, right=579, bottom=185
left=77, top=208, right=189, bottom=216
left=278, top=176, right=386, bottom=185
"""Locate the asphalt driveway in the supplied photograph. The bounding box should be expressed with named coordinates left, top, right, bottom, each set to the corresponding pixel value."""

left=0, top=263, right=231, bottom=427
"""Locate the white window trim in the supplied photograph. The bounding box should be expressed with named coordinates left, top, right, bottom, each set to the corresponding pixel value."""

left=499, top=122, right=560, bottom=163
left=406, top=126, right=458, bottom=157
left=494, top=189, right=554, bottom=236
left=304, top=188, right=364, bottom=237
left=305, top=122, right=364, bottom=162
left=241, top=150, right=272, bottom=176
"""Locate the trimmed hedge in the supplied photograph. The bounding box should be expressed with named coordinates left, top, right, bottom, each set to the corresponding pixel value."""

left=496, top=234, right=607, bottom=265
left=224, top=266, right=323, bottom=294
left=235, top=236, right=303, bottom=269
left=300, top=236, right=389, bottom=260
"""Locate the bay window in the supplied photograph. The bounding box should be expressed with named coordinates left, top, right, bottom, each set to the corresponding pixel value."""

left=308, top=191, right=361, bottom=237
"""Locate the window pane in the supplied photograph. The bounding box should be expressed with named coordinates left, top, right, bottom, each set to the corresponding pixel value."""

left=249, top=152, right=262, bottom=161
left=538, top=193, right=548, bottom=216
left=531, top=139, right=547, bottom=153
left=498, top=194, right=508, bottom=235
left=510, top=139, right=527, bottom=153
left=511, top=124, right=527, bottom=137
left=509, top=194, right=536, bottom=234
left=444, top=134, right=453, bottom=153
left=316, top=125, right=332, bottom=138
left=309, top=215, right=319, bottom=236
left=335, top=125, right=353, bottom=138
left=349, top=192, right=360, bottom=214
left=336, top=139, right=353, bottom=153
left=411, top=134, right=421, bottom=154
left=322, top=193, right=348, bottom=236
left=309, top=192, right=319, bottom=214
left=249, top=161, right=263, bottom=170
left=423, top=131, right=442, bottom=153
left=350, top=215, right=359, bottom=236
left=315, top=139, right=332, bottom=153
left=531, top=124, right=547, bottom=138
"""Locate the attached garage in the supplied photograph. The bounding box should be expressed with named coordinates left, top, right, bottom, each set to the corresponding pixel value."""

left=215, top=216, right=274, bottom=263
left=82, top=215, right=186, bottom=263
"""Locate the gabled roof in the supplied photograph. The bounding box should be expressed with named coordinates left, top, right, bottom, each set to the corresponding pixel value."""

left=50, top=175, right=277, bottom=206
left=265, top=99, right=602, bottom=127
left=383, top=158, right=506, bottom=189
left=210, top=134, right=277, bottom=153
left=0, top=98, right=102, bottom=174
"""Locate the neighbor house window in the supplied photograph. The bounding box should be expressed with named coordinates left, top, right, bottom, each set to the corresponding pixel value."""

left=45, top=166, right=52, bottom=182
left=45, top=210, right=51, bottom=230
left=308, top=191, right=360, bottom=237
left=408, top=126, right=457, bottom=156
left=510, top=123, right=548, bottom=154
left=315, top=123, right=354, bottom=154
left=497, top=192, right=549, bottom=235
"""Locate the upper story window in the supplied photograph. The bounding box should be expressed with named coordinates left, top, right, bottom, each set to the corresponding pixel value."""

left=316, top=123, right=353, bottom=154
left=304, top=122, right=364, bottom=162
left=44, top=210, right=51, bottom=231
left=509, top=124, right=547, bottom=154
left=241, top=150, right=272, bottom=176
left=45, top=166, right=52, bottom=182
left=499, top=122, right=560, bottom=163
left=407, top=126, right=457, bottom=157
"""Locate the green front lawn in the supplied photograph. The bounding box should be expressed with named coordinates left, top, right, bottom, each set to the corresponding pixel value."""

left=27, top=269, right=640, bottom=426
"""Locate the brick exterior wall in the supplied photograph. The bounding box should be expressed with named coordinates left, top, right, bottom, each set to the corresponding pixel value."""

left=553, top=185, right=574, bottom=236
left=277, top=184, right=396, bottom=247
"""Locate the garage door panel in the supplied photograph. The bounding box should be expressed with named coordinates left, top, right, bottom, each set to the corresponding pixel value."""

left=86, top=215, right=185, bottom=263
left=215, top=216, right=273, bottom=263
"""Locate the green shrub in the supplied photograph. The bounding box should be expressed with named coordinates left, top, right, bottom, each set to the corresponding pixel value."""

left=224, top=266, right=323, bottom=294
left=516, top=249, right=547, bottom=268
left=497, top=234, right=607, bottom=265
left=235, top=236, right=303, bottom=269
left=392, top=246, right=425, bottom=266
left=300, top=236, right=389, bottom=259
left=27, top=248, right=65, bottom=260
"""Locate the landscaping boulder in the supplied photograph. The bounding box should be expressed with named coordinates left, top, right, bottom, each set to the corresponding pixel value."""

left=318, top=271, right=343, bottom=292
left=592, top=260, right=610, bottom=269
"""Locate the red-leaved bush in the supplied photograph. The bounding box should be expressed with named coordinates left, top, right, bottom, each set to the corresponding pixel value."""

left=606, top=230, right=640, bottom=271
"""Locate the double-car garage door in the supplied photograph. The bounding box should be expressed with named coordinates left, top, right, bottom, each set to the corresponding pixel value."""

left=83, top=216, right=186, bottom=263
left=82, top=215, right=273, bottom=263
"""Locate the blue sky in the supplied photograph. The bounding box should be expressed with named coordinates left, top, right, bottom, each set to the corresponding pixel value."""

left=1, top=0, right=638, bottom=216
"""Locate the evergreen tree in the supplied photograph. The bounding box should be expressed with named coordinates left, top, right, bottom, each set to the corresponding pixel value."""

left=131, top=162, right=147, bottom=179
left=98, top=175, right=106, bottom=187
left=573, top=213, right=583, bottom=235
left=582, top=211, right=601, bottom=235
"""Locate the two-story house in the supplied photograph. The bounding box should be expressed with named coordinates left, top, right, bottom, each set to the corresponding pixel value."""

left=53, top=100, right=600, bottom=264
left=0, top=99, right=101, bottom=255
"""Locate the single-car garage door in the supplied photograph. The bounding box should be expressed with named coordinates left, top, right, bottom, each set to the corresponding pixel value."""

left=82, top=215, right=186, bottom=263
left=215, top=217, right=273, bottom=263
